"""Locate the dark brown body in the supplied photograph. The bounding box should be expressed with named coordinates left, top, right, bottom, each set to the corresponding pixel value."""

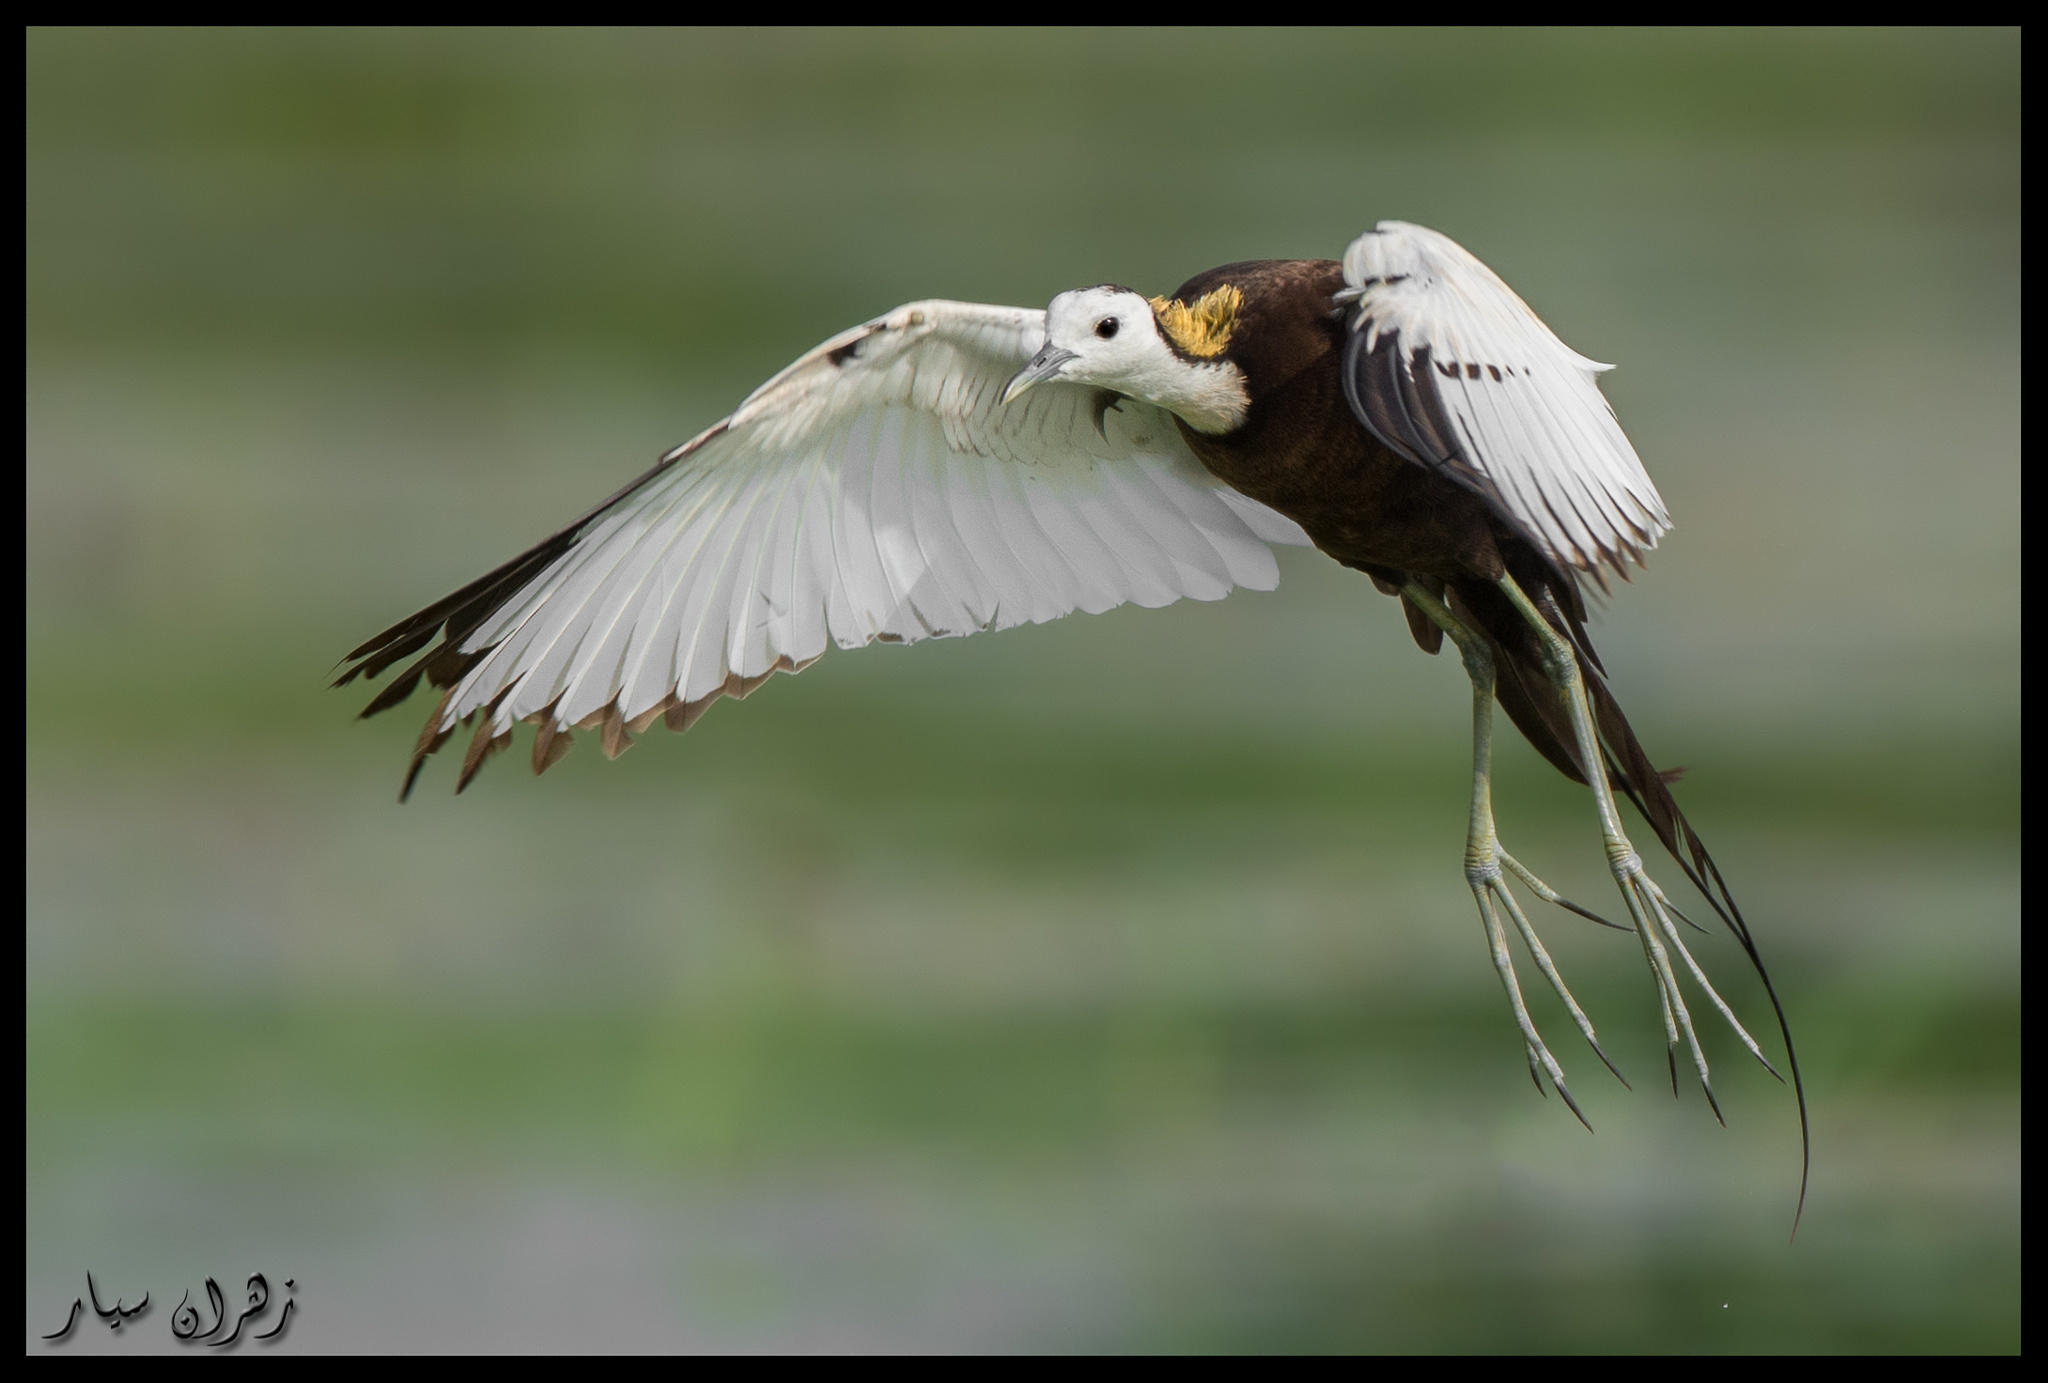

left=1171, top=259, right=1517, bottom=585
left=1167, top=258, right=1599, bottom=787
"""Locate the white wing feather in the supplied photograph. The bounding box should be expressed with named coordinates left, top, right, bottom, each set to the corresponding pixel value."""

left=349, top=300, right=1311, bottom=782
left=1337, top=221, right=1670, bottom=579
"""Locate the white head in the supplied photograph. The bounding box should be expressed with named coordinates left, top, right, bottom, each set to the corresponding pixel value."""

left=1000, top=286, right=1250, bottom=435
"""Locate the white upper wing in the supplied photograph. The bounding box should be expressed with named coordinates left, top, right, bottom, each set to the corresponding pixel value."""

left=1336, top=221, right=1670, bottom=581
left=339, top=299, right=1312, bottom=792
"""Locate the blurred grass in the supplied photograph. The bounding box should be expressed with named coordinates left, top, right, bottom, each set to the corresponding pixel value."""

left=27, top=27, right=2018, bottom=1353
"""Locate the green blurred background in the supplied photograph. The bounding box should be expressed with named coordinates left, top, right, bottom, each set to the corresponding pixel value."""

left=26, top=28, right=2019, bottom=1353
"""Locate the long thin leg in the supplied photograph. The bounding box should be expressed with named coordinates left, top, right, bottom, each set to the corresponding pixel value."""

left=1400, top=582, right=1628, bottom=1118
left=1492, top=573, right=1775, bottom=1120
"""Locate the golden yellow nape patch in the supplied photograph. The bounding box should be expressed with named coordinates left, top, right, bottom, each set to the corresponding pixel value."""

left=1148, top=284, right=1243, bottom=359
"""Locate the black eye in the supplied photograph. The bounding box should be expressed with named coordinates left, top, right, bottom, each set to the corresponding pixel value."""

left=1095, top=317, right=1120, bottom=340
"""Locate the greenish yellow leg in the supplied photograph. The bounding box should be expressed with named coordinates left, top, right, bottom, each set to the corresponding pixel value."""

left=1492, top=573, right=1778, bottom=1121
left=1401, top=583, right=1628, bottom=1124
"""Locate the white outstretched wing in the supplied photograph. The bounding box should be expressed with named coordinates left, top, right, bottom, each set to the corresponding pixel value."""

left=1336, top=221, right=1670, bottom=581
left=339, top=299, right=1312, bottom=792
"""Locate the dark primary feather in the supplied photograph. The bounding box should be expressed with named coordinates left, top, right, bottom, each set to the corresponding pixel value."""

left=1342, top=329, right=1499, bottom=506
left=333, top=425, right=735, bottom=798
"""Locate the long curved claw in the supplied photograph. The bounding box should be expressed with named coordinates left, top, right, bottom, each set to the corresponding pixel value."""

left=1499, top=850, right=1631, bottom=933
left=1655, top=889, right=1713, bottom=938
left=1552, top=1071, right=1591, bottom=1132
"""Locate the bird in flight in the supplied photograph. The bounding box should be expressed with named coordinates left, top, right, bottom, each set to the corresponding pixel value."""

left=338, top=221, right=1805, bottom=1219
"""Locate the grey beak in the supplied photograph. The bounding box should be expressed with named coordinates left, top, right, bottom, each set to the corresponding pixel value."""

left=1000, top=345, right=1078, bottom=406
